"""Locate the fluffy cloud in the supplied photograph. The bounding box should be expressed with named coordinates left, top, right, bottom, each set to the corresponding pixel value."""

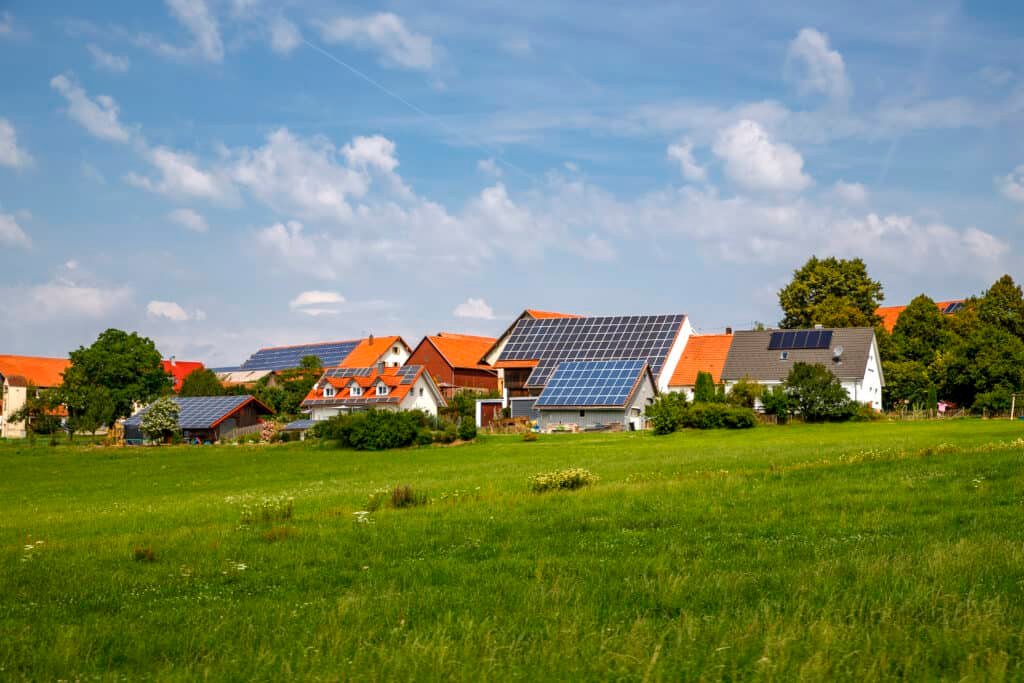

left=785, top=28, right=851, bottom=102
left=167, top=208, right=209, bottom=233
left=6, top=281, right=131, bottom=322
left=0, top=211, right=31, bottom=247
left=50, top=73, right=132, bottom=143
left=256, top=221, right=335, bottom=279
left=0, top=118, right=33, bottom=168
left=145, top=0, right=224, bottom=63
left=477, top=158, right=503, bottom=177
left=318, top=12, right=436, bottom=71
left=713, top=119, right=811, bottom=193
left=666, top=139, right=706, bottom=182
left=87, top=44, right=130, bottom=72
left=269, top=16, right=301, bottom=55
left=127, top=146, right=234, bottom=202
left=831, top=180, right=868, bottom=204
left=289, top=290, right=345, bottom=316
left=146, top=300, right=203, bottom=322
left=999, top=165, right=1024, bottom=203
left=453, top=297, right=495, bottom=320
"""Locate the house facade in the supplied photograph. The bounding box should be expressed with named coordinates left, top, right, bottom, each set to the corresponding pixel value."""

left=301, top=365, right=447, bottom=421
left=407, top=333, right=499, bottom=397
left=0, top=355, right=71, bottom=439
left=720, top=327, right=884, bottom=410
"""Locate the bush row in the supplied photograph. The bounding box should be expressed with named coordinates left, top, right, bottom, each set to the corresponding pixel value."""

left=311, top=410, right=476, bottom=451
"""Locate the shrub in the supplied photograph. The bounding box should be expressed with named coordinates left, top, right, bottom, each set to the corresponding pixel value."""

left=646, top=392, right=688, bottom=435
left=390, top=484, right=428, bottom=508
left=457, top=417, right=477, bottom=441
left=973, top=387, right=1013, bottom=414
left=850, top=403, right=883, bottom=422
left=784, top=362, right=857, bottom=423
left=141, top=397, right=180, bottom=442
left=522, top=431, right=538, bottom=442
left=530, top=468, right=597, bottom=493
left=680, top=403, right=757, bottom=429
left=133, top=546, right=157, bottom=563
left=416, top=428, right=434, bottom=446
left=240, top=495, right=294, bottom=525
left=434, top=424, right=458, bottom=444
left=761, top=386, right=791, bottom=422
left=727, top=378, right=762, bottom=408
left=693, top=371, right=717, bottom=403
left=313, top=410, right=429, bottom=450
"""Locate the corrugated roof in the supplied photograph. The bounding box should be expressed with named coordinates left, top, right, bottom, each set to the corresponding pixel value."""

left=424, top=333, right=497, bottom=371
left=339, top=336, right=406, bottom=368
left=669, top=334, right=734, bottom=387
left=0, top=355, right=70, bottom=388
left=721, top=328, right=876, bottom=383
left=876, top=299, right=964, bottom=332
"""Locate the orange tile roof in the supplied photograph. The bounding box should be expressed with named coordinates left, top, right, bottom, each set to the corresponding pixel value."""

left=525, top=309, right=582, bottom=319
left=339, top=336, right=406, bottom=368
left=0, top=355, right=70, bottom=388
left=493, top=359, right=540, bottom=369
left=303, top=365, right=425, bottom=405
left=427, top=333, right=498, bottom=371
left=162, top=360, right=205, bottom=392
left=876, top=299, right=965, bottom=332
left=669, top=334, right=734, bottom=387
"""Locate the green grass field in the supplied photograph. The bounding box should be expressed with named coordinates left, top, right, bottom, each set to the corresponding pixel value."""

left=2, top=420, right=1024, bottom=681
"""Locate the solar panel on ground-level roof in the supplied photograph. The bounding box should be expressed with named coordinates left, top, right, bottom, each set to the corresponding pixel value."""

left=535, top=359, right=646, bottom=408
left=497, top=314, right=684, bottom=388
left=240, top=341, right=359, bottom=371
left=124, top=395, right=254, bottom=430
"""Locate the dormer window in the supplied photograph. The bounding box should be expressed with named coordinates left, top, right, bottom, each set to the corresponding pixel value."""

left=323, top=385, right=336, bottom=398
left=350, top=382, right=362, bottom=397
left=376, top=382, right=389, bottom=396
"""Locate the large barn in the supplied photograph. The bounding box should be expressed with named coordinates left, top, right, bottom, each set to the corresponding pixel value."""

left=407, top=332, right=498, bottom=397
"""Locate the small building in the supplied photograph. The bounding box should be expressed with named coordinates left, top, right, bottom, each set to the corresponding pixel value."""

left=0, top=355, right=71, bottom=439
left=123, top=395, right=274, bottom=444
left=667, top=331, right=734, bottom=399
left=407, top=332, right=499, bottom=397
left=876, top=299, right=964, bottom=333
left=301, top=364, right=447, bottom=422
left=162, top=358, right=205, bottom=393
left=720, top=327, right=884, bottom=410
left=534, top=359, right=657, bottom=432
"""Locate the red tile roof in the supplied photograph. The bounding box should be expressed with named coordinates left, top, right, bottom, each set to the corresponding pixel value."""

left=0, top=355, right=70, bottom=388
left=162, top=360, right=205, bottom=392
left=669, top=334, right=734, bottom=387
left=525, top=309, right=582, bottom=319
left=876, top=299, right=964, bottom=333
left=339, top=336, right=406, bottom=368
left=425, top=333, right=497, bottom=371
left=303, top=365, right=432, bottom=406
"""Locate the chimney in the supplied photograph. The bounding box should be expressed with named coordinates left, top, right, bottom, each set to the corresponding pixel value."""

left=725, top=327, right=733, bottom=335
left=368, top=333, right=374, bottom=345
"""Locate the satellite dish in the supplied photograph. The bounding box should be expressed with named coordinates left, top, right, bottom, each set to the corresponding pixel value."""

left=833, top=345, right=844, bottom=358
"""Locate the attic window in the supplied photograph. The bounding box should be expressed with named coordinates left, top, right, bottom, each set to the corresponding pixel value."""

left=376, top=383, right=389, bottom=396
left=393, top=346, right=399, bottom=354
left=780, top=351, right=789, bottom=360
left=323, top=386, right=336, bottom=398
left=350, top=384, right=362, bottom=397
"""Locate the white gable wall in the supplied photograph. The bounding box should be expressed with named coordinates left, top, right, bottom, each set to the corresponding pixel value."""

left=657, top=318, right=693, bottom=392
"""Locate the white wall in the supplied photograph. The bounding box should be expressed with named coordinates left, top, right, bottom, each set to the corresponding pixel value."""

left=657, top=318, right=693, bottom=392
left=1, top=383, right=27, bottom=439
left=400, top=374, right=442, bottom=417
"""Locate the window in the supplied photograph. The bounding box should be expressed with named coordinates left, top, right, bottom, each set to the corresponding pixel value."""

left=350, top=384, right=362, bottom=397
left=419, top=387, right=424, bottom=397
left=393, top=346, right=399, bottom=354
left=579, top=410, right=586, bottom=417
left=376, top=383, right=389, bottom=396
left=324, top=385, right=336, bottom=398
left=780, top=351, right=789, bottom=360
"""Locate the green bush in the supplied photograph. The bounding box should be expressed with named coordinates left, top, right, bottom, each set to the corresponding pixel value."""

left=312, top=410, right=430, bottom=451
left=784, top=362, right=857, bottom=423
left=850, top=403, right=883, bottom=422
left=416, top=428, right=434, bottom=446
left=435, top=424, right=458, bottom=444
left=680, top=403, right=757, bottom=429
left=530, top=468, right=596, bottom=493
left=727, top=378, right=762, bottom=408
left=647, top=392, right=688, bottom=435
left=973, top=388, right=1013, bottom=414
left=761, top=386, right=791, bottom=422
left=457, top=417, right=477, bottom=441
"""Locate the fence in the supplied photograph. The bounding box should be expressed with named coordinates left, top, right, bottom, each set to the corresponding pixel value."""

left=220, top=423, right=265, bottom=442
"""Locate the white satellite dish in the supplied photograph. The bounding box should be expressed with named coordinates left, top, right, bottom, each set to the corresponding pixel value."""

left=833, top=345, right=844, bottom=358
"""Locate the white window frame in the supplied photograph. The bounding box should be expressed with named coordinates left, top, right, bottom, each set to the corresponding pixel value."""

left=376, top=382, right=389, bottom=396
left=324, top=385, right=336, bottom=398
left=350, top=383, right=362, bottom=397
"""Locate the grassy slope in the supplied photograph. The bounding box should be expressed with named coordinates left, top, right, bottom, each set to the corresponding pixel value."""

left=1, top=421, right=1023, bottom=681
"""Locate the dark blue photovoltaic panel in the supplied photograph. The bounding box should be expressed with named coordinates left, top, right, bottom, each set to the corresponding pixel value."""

left=397, top=364, right=421, bottom=384
left=240, top=341, right=359, bottom=371
left=125, top=395, right=256, bottom=430
left=768, top=330, right=833, bottom=350
left=944, top=302, right=964, bottom=314
left=325, top=367, right=373, bottom=378
left=535, top=359, right=646, bottom=408
left=498, top=314, right=684, bottom=388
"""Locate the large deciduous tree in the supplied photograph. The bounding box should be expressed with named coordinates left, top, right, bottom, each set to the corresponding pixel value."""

left=179, top=369, right=226, bottom=397
left=778, top=256, right=884, bottom=329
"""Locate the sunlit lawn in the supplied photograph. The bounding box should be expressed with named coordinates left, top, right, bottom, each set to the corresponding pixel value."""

left=1, top=419, right=1023, bottom=680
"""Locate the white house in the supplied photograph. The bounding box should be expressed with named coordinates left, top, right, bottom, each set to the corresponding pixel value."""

left=301, top=364, right=447, bottom=422
left=0, top=355, right=71, bottom=439
left=719, top=327, right=884, bottom=410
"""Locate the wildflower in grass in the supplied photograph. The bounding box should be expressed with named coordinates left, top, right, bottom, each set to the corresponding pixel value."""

left=530, top=468, right=597, bottom=493
left=353, top=511, right=372, bottom=524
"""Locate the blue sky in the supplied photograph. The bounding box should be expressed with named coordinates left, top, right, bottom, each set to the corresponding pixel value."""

left=0, top=0, right=1022, bottom=365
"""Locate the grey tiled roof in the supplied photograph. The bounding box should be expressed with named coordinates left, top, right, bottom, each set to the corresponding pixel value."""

left=720, top=328, right=876, bottom=383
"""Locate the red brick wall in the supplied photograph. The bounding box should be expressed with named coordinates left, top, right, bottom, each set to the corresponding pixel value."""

left=408, top=341, right=455, bottom=389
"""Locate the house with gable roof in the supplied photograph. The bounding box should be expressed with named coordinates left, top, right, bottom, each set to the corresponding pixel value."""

left=407, top=332, right=499, bottom=397
left=301, top=364, right=447, bottom=422
left=0, top=355, right=71, bottom=438
left=667, top=331, right=734, bottom=399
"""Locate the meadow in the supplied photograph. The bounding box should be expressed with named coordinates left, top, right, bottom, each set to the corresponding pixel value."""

left=2, top=420, right=1024, bottom=681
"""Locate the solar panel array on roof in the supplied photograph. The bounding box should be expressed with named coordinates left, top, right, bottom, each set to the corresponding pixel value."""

left=397, top=365, right=421, bottom=384
left=536, top=359, right=646, bottom=408
left=324, top=367, right=373, bottom=378
left=240, top=341, right=359, bottom=371
left=944, top=301, right=965, bottom=314
left=498, top=315, right=684, bottom=388
left=767, top=330, right=833, bottom=351
left=124, top=396, right=254, bottom=430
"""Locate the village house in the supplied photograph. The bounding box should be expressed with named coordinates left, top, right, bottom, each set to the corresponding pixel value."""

left=301, top=364, right=447, bottom=421
left=162, top=358, right=205, bottom=393
left=218, top=335, right=411, bottom=373
left=124, top=395, right=274, bottom=444
left=407, top=332, right=499, bottom=398
left=533, top=359, right=658, bottom=432
left=876, top=299, right=965, bottom=333
left=666, top=331, right=734, bottom=399
left=720, top=327, right=884, bottom=410
left=0, top=355, right=71, bottom=439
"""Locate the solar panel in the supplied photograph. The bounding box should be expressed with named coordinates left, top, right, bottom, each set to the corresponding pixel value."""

left=768, top=330, right=833, bottom=350
left=125, top=395, right=255, bottom=430
left=397, top=365, right=421, bottom=384
left=944, top=302, right=964, bottom=314
left=498, top=314, right=684, bottom=388
left=535, top=359, right=647, bottom=408
left=324, top=367, right=373, bottom=378
left=240, top=341, right=359, bottom=371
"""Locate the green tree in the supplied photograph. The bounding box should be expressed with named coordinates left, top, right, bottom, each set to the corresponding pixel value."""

left=252, top=356, right=323, bottom=419
left=939, top=327, right=1024, bottom=410
left=882, top=360, right=932, bottom=410
left=65, top=385, right=115, bottom=437
left=646, top=392, right=688, bottom=435
left=778, top=256, right=884, bottom=328
left=62, top=329, right=168, bottom=424
left=783, top=362, right=856, bottom=422
left=760, top=386, right=791, bottom=422
left=727, top=378, right=762, bottom=408
left=891, top=295, right=953, bottom=366
left=179, top=369, right=226, bottom=397
left=693, top=371, right=716, bottom=403
left=7, top=385, right=62, bottom=442
left=141, top=397, right=180, bottom=443
left=977, top=274, right=1024, bottom=339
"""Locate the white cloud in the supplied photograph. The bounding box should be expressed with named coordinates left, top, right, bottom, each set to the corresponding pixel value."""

left=342, top=135, right=399, bottom=173
left=87, top=44, right=130, bottom=72
left=998, top=165, right=1024, bottom=203
left=50, top=73, right=132, bottom=143
left=256, top=220, right=335, bottom=279
left=5, top=281, right=132, bottom=322
left=289, top=290, right=345, bottom=316
left=144, top=0, right=224, bottom=63
left=318, top=12, right=436, bottom=71
left=831, top=180, right=868, bottom=204
left=785, top=28, right=851, bottom=102
left=0, top=118, right=33, bottom=168
left=127, top=146, right=234, bottom=202
left=147, top=300, right=191, bottom=322
left=712, top=119, right=811, bottom=193
left=231, top=128, right=368, bottom=222
left=453, top=297, right=495, bottom=320
left=666, top=139, right=705, bottom=182
left=167, top=208, right=209, bottom=233
left=477, top=158, right=503, bottom=177
left=269, top=16, right=301, bottom=55
left=0, top=211, right=31, bottom=248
